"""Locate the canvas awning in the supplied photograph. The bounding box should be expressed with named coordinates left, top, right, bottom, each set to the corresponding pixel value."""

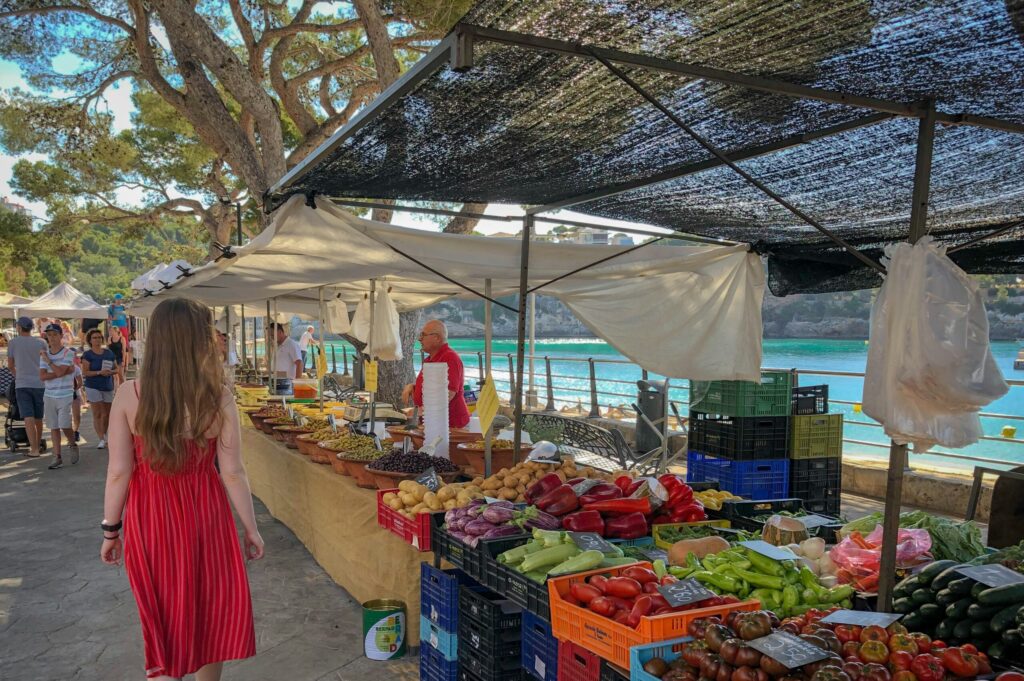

left=0, top=291, right=34, bottom=318
left=13, top=282, right=107, bottom=319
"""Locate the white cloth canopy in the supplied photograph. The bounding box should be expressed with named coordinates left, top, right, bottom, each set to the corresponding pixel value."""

left=10, top=282, right=107, bottom=319
left=0, top=291, right=34, bottom=318
left=129, top=196, right=765, bottom=380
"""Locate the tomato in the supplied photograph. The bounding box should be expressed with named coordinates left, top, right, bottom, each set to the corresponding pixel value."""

left=642, top=581, right=660, bottom=595
left=612, top=608, right=630, bottom=625
left=859, top=662, right=892, bottom=681
left=909, top=654, right=944, bottom=681
left=940, top=648, right=980, bottom=679
left=626, top=595, right=652, bottom=628
left=886, top=622, right=908, bottom=636
left=809, top=665, right=850, bottom=681
left=858, top=641, right=889, bottom=665
left=622, top=566, right=659, bottom=584
left=604, top=577, right=642, bottom=599
left=891, top=672, right=917, bottom=681
left=588, top=596, right=616, bottom=617
left=835, top=625, right=863, bottom=644
left=887, top=650, right=914, bottom=672
left=842, top=661, right=864, bottom=678
left=928, top=640, right=946, bottom=652
left=959, top=644, right=977, bottom=655
left=887, top=635, right=918, bottom=656
left=977, top=655, right=992, bottom=676
left=842, top=641, right=861, bottom=660
left=860, top=626, right=889, bottom=644
left=995, top=673, right=1024, bottom=681
left=805, top=608, right=827, bottom=623
left=908, top=633, right=930, bottom=655
left=570, top=583, right=601, bottom=604
left=589, top=575, right=608, bottom=593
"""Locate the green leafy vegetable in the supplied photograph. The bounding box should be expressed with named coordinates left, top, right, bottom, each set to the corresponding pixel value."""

left=840, top=511, right=985, bottom=562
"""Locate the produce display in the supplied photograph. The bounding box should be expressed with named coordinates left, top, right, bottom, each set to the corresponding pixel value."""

left=466, top=458, right=620, bottom=503
left=462, top=439, right=518, bottom=450
left=651, top=475, right=710, bottom=525
left=303, top=426, right=341, bottom=442
left=382, top=480, right=487, bottom=518
left=782, top=537, right=838, bottom=586
left=693, top=489, right=742, bottom=512
left=841, top=511, right=985, bottom=563
left=656, top=524, right=730, bottom=544
left=892, top=559, right=1024, bottom=663
left=442, top=500, right=560, bottom=547
left=366, top=451, right=461, bottom=474
left=969, top=540, right=1024, bottom=574
left=318, top=433, right=392, bottom=460
left=496, top=528, right=639, bottom=583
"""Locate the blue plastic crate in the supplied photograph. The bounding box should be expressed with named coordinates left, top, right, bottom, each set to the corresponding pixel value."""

left=685, top=451, right=789, bottom=500
left=629, top=638, right=693, bottom=681
left=521, top=610, right=557, bottom=681
left=422, top=562, right=477, bottom=631
left=422, top=639, right=460, bottom=681
left=421, top=615, right=458, bottom=662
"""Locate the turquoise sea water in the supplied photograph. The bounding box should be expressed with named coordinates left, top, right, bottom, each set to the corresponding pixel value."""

left=312, top=337, right=1024, bottom=471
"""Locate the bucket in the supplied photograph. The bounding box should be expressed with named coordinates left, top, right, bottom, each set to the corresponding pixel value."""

left=362, top=599, right=406, bottom=661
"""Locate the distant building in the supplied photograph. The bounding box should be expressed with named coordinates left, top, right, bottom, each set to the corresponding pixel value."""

left=571, top=227, right=609, bottom=245
left=0, top=197, right=31, bottom=217
left=610, top=233, right=634, bottom=246
left=489, top=231, right=520, bottom=239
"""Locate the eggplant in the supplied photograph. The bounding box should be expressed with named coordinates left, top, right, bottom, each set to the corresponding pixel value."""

left=445, top=509, right=460, bottom=524
left=524, top=511, right=560, bottom=531
left=482, top=506, right=516, bottom=524
left=464, top=519, right=494, bottom=536
left=482, top=525, right=522, bottom=539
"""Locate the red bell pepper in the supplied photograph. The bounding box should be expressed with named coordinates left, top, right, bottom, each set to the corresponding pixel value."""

left=614, top=475, right=634, bottom=494
left=535, top=484, right=579, bottom=516
left=579, top=483, right=623, bottom=506
left=525, top=472, right=564, bottom=504
left=561, top=510, right=605, bottom=534
left=604, top=511, right=649, bottom=539
left=582, top=497, right=652, bottom=515
left=669, top=501, right=707, bottom=523
left=658, top=474, right=694, bottom=507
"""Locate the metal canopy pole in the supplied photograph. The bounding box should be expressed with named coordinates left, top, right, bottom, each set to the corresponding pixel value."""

left=272, top=298, right=279, bottom=395
left=512, top=216, right=533, bottom=455
left=240, top=303, right=247, bottom=366
left=877, top=102, right=937, bottom=612
left=484, top=278, right=493, bottom=476
left=367, top=279, right=377, bottom=429
left=528, top=293, right=536, bottom=408
left=318, top=287, right=325, bottom=414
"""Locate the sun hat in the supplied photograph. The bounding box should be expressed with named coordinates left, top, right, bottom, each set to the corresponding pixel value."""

left=113, top=293, right=123, bottom=299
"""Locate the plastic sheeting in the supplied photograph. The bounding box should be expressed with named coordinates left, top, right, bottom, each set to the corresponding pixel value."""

left=131, top=196, right=765, bottom=380
left=863, top=237, right=1008, bottom=451
left=349, top=289, right=402, bottom=361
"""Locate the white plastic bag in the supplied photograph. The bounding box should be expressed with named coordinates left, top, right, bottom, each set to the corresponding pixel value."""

left=323, top=297, right=351, bottom=335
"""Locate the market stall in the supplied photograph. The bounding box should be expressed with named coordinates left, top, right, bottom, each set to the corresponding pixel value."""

left=5, top=282, right=106, bottom=319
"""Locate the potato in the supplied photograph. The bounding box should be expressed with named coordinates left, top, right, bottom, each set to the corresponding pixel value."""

left=416, top=506, right=433, bottom=515
left=472, top=477, right=484, bottom=486
left=387, top=497, right=404, bottom=511
left=555, top=470, right=566, bottom=482
left=515, top=484, right=526, bottom=495
left=499, top=488, right=518, bottom=501
left=399, top=492, right=417, bottom=507
left=443, top=499, right=457, bottom=511
left=455, top=491, right=472, bottom=505
left=436, top=486, right=456, bottom=503
left=482, top=478, right=504, bottom=491
left=398, top=480, right=417, bottom=493
left=411, top=485, right=427, bottom=503
left=464, top=485, right=481, bottom=494
left=410, top=502, right=427, bottom=513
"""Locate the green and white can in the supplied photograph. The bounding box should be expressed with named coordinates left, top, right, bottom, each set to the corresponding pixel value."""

left=362, top=599, right=406, bottom=661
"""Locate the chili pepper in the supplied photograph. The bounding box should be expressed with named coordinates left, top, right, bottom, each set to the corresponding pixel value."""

left=604, top=512, right=649, bottom=539
left=561, top=510, right=605, bottom=534
left=733, top=567, right=784, bottom=590
left=535, top=484, right=579, bottom=516
left=526, top=472, right=565, bottom=504
left=579, top=483, right=623, bottom=506
left=691, top=570, right=739, bottom=592
left=582, top=497, right=652, bottom=515
left=743, top=548, right=783, bottom=576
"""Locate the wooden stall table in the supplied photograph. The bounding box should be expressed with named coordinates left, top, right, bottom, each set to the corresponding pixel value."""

left=240, top=423, right=426, bottom=641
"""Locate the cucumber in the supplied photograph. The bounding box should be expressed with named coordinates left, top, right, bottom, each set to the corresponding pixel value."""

left=901, top=613, right=925, bottom=632
left=1018, top=604, right=1024, bottom=626
left=977, top=582, right=1024, bottom=606
left=911, top=589, right=936, bottom=605
left=917, top=559, right=959, bottom=585
left=918, top=603, right=943, bottom=621
left=1003, top=628, right=1023, bottom=646
left=953, top=619, right=973, bottom=641
left=934, top=588, right=957, bottom=605
left=971, top=581, right=988, bottom=599
left=967, top=602, right=1004, bottom=620
left=895, top=575, right=922, bottom=596
left=945, top=597, right=972, bottom=620
left=992, top=604, right=1023, bottom=633
left=893, top=597, right=914, bottom=614
left=935, top=618, right=957, bottom=639
left=931, top=563, right=970, bottom=590
left=972, top=620, right=995, bottom=639
left=947, top=577, right=974, bottom=596
left=988, top=640, right=1009, bottom=661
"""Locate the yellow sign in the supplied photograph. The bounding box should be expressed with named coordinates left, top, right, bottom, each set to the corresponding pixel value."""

left=364, top=360, right=379, bottom=392
left=476, top=373, right=499, bottom=433
left=315, top=348, right=327, bottom=379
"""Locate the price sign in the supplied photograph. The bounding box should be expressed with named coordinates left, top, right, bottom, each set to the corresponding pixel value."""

left=657, top=578, right=715, bottom=608
left=821, top=610, right=904, bottom=627
left=570, top=479, right=602, bottom=496
left=328, top=414, right=337, bottom=432
left=749, top=631, right=829, bottom=669
left=639, top=547, right=669, bottom=563
left=416, top=467, right=442, bottom=492
left=798, top=515, right=836, bottom=530
left=568, top=532, right=616, bottom=555
left=364, top=360, right=378, bottom=392
left=956, top=564, right=1024, bottom=588
left=297, top=414, right=308, bottom=427
left=739, top=540, right=797, bottom=562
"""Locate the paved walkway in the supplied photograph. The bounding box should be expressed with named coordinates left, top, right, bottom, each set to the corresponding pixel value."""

left=0, top=406, right=418, bottom=680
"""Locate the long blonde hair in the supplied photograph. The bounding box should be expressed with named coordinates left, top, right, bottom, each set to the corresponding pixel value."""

left=136, top=298, right=224, bottom=473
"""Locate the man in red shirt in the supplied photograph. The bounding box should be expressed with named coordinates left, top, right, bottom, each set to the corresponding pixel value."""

left=402, top=320, right=470, bottom=428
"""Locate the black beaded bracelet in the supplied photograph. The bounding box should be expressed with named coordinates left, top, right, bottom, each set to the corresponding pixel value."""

left=101, top=520, right=122, bottom=533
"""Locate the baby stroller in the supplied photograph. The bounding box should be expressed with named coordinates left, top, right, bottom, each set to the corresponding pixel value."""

left=3, top=379, right=46, bottom=454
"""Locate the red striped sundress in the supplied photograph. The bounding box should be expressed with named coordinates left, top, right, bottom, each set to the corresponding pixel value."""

left=123, top=409, right=255, bottom=678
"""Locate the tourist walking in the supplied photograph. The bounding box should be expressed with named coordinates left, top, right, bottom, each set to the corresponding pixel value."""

left=270, top=322, right=302, bottom=395
left=108, top=326, right=128, bottom=387
left=108, top=292, right=128, bottom=336
left=298, top=324, right=315, bottom=374
left=100, top=297, right=262, bottom=681
left=82, top=329, right=116, bottom=448
left=39, top=323, right=79, bottom=469
left=72, top=357, right=83, bottom=444
left=7, top=317, right=46, bottom=456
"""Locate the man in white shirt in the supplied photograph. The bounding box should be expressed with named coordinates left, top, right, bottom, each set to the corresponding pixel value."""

left=39, top=323, right=79, bottom=469
left=298, top=325, right=315, bottom=375
left=271, top=322, right=302, bottom=395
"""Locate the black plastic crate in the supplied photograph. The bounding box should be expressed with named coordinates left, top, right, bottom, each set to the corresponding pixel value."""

left=710, top=497, right=803, bottom=521
left=433, top=513, right=470, bottom=572
left=460, top=612, right=522, bottom=660
left=791, top=385, right=828, bottom=415
left=789, top=456, right=842, bottom=510
left=599, top=661, right=629, bottom=681
left=801, top=498, right=842, bottom=518
left=688, top=411, right=789, bottom=460
left=474, top=535, right=530, bottom=594
left=496, top=564, right=550, bottom=621
left=460, top=585, right=523, bottom=631
left=460, top=643, right=525, bottom=681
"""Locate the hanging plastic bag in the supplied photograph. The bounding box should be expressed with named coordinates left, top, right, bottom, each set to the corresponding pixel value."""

left=368, top=287, right=402, bottom=361
left=829, top=525, right=932, bottom=592
left=323, top=297, right=350, bottom=335
left=350, top=295, right=370, bottom=342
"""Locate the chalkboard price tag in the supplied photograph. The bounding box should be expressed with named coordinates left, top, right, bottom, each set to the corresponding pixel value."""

left=739, top=540, right=797, bottom=562
left=328, top=414, right=337, bottom=431
left=568, top=532, right=616, bottom=555
left=956, top=564, right=1024, bottom=588
left=657, top=578, right=715, bottom=608
left=297, top=414, right=308, bottom=427
left=640, top=547, right=669, bottom=563
left=287, top=406, right=295, bottom=420
left=416, top=467, right=442, bottom=492
left=821, top=610, right=904, bottom=628
left=798, top=514, right=835, bottom=530
left=749, top=631, right=829, bottom=669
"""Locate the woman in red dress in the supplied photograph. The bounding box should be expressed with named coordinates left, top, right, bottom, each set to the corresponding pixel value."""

left=100, top=298, right=264, bottom=680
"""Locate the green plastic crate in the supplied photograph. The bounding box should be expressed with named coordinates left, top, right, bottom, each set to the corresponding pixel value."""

left=789, top=414, right=843, bottom=459
left=689, top=372, right=793, bottom=417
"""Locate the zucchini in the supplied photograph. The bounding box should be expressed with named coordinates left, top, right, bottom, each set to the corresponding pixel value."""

left=1018, top=604, right=1024, bottom=626
left=1003, top=628, right=1024, bottom=646
left=893, top=597, right=914, bottom=614
left=930, top=563, right=970, bottom=590
left=917, top=559, right=959, bottom=585
left=971, top=581, right=988, bottom=599
left=918, top=603, right=943, bottom=621
left=945, top=597, right=972, bottom=620
left=953, top=619, right=973, bottom=641
left=971, top=620, right=995, bottom=639
left=947, top=577, right=974, bottom=596
left=934, top=588, right=957, bottom=605
left=895, top=575, right=921, bottom=596
left=911, top=589, right=936, bottom=605
left=987, top=641, right=1009, bottom=661
left=977, top=582, right=1024, bottom=607
left=992, top=604, right=1023, bottom=633
left=967, top=602, right=1004, bottom=620
left=901, top=613, right=925, bottom=632
left=934, top=618, right=957, bottom=639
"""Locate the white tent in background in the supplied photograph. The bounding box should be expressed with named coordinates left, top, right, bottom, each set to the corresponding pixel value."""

left=12, top=282, right=107, bottom=319
left=0, top=291, right=34, bottom=318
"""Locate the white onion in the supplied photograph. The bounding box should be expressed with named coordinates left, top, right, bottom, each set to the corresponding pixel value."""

left=800, top=537, right=827, bottom=560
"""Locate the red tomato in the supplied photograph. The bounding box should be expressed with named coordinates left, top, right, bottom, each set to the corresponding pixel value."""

left=642, top=581, right=660, bottom=594
left=886, top=622, right=909, bottom=636
left=604, top=577, right=642, bottom=599
left=928, top=641, right=946, bottom=652
left=588, top=575, right=608, bottom=593
left=892, top=672, right=917, bottom=681
left=908, top=633, right=931, bottom=655
left=888, top=650, right=914, bottom=672
left=622, top=566, right=659, bottom=584
left=940, top=648, right=980, bottom=679
left=570, top=583, right=601, bottom=605
left=910, top=654, right=944, bottom=681
left=858, top=641, right=890, bottom=665
left=888, top=634, right=918, bottom=656
left=842, top=641, right=862, bottom=660
left=995, top=673, right=1024, bottom=681
left=959, top=644, right=977, bottom=655
left=606, top=595, right=635, bottom=612
left=612, top=609, right=630, bottom=625
left=835, top=624, right=863, bottom=643
left=859, top=662, right=893, bottom=681
left=588, top=596, right=616, bottom=617
left=860, top=626, right=889, bottom=644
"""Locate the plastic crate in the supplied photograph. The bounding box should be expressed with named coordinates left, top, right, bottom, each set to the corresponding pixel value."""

left=791, top=385, right=828, bottom=415
left=629, top=638, right=693, bottom=681
left=600, top=662, right=629, bottom=681
left=789, top=456, right=841, bottom=501
left=460, top=642, right=525, bottom=681
left=460, top=608, right=523, bottom=660
left=433, top=513, right=470, bottom=571
left=689, top=371, right=793, bottom=417
left=422, top=614, right=459, bottom=662
left=558, top=641, right=601, bottom=681
left=522, top=610, right=558, bottom=681
left=606, top=536, right=655, bottom=548
left=688, top=412, right=789, bottom=460
left=376, top=489, right=437, bottom=551
left=422, top=638, right=461, bottom=681
left=480, top=538, right=552, bottom=621
left=685, top=452, right=790, bottom=500
left=422, top=562, right=477, bottom=631
left=466, top=534, right=531, bottom=586
left=651, top=520, right=732, bottom=550
left=801, top=498, right=842, bottom=518
left=789, top=414, right=843, bottom=459
left=460, top=585, right=523, bottom=631
left=712, top=498, right=803, bottom=521
left=547, top=562, right=761, bottom=669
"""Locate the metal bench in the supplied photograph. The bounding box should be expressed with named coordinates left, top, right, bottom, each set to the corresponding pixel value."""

left=521, top=413, right=633, bottom=472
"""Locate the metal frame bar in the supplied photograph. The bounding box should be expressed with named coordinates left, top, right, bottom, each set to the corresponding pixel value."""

left=512, top=215, right=533, bottom=453
left=947, top=218, right=1024, bottom=254
left=965, top=467, right=1024, bottom=522
left=526, top=237, right=664, bottom=294
left=380, top=242, right=517, bottom=312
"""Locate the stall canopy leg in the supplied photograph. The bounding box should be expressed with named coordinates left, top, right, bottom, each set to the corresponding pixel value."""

left=484, top=278, right=493, bottom=477
left=512, top=215, right=533, bottom=455
left=877, top=102, right=936, bottom=612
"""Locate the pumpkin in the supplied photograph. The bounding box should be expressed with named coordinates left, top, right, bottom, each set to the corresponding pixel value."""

left=667, top=536, right=731, bottom=565
left=761, top=514, right=809, bottom=546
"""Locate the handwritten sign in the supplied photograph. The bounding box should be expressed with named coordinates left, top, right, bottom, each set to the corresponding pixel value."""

left=956, top=564, right=1024, bottom=588
left=568, top=532, right=616, bottom=555
left=416, top=467, right=442, bottom=492
left=639, top=547, right=669, bottom=563
left=739, top=540, right=797, bottom=562
left=798, top=514, right=836, bottom=530
left=657, top=578, right=715, bottom=608
left=749, top=631, right=829, bottom=669
left=821, top=610, right=903, bottom=628
left=364, top=360, right=378, bottom=392
left=297, top=414, right=308, bottom=427
left=287, top=406, right=295, bottom=421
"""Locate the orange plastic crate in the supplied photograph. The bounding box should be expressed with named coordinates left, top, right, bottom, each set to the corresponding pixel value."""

left=546, top=562, right=761, bottom=669
left=375, top=489, right=437, bottom=552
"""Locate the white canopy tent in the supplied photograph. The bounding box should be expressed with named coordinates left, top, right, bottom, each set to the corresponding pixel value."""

left=129, top=195, right=766, bottom=381
left=0, top=291, right=34, bottom=318
left=8, top=282, right=107, bottom=319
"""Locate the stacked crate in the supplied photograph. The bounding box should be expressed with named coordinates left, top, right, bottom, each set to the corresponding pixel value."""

left=458, top=584, right=525, bottom=681
left=686, top=371, right=793, bottom=500
left=421, top=562, right=474, bottom=681
left=789, top=386, right=843, bottom=516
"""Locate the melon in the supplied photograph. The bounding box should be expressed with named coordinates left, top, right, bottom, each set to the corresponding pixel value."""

left=761, top=514, right=809, bottom=546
